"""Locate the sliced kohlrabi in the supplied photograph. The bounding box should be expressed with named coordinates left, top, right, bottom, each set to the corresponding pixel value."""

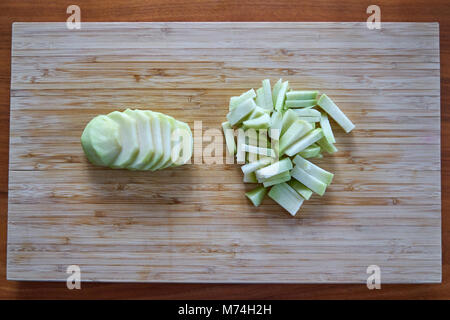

left=227, top=98, right=256, bottom=126
left=241, top=157, right=272, bottom=175
left=286, top=90, right=318, bottom=100
left=319, top=113, right=336, bottom=144
left=279, top=120, right=313, bottom=154
left=317, top=94, right=355, bottom=133
left=150, top=114, right=174, bottom=171
left=107, top=111, right=139, bottom=169
left=261, top=79, right=274, bottom=111
left=255, top=158, right=293, bottom=181
left=170, top=120, right=193, bottom=167
left=296, top=116, right=321, bottom=123
left=236, top=128, right=246, bottom=164
left=255, top=87, right=264, bottom=107
left=243, top=172, right=258, bottom=183
left=229, top=89, right=256, bottom=110
left=316, top=136, right=338, bottom=154
left=292, top=108, right=321, bottom=117
left=222, top=121, right=236, bottom=155
left=142, top=111, right=164, bottom=170
left=242, top=144, right=276, bottom=158
left=268, top=182, right=304, bottom=216
left=275, top=80, right=289, bottom=111
left=288, top=179, right=313, bottom=200
left=293, top=155, right=334, bottom=185
left=261, top=170, right=291, bottom=187
left=291, top=166, right=327, bottom=196
left=272, top=78, right=283, bottom=105
left=298, top=144, right=321, bottom=158
left=284, top=128, right=324, bottom=157
left=269, top=111, right=283, bottom=140
left=242, top=113, right=271, bottom=130
left=280, top=109, right=299, bottom=136
left=284, top=99, right=317, bottom=108
left=245, top=186, right=267, bottom=207
left=81, top=115, right=122, bottom=166
left=125, top=109, right=154, bottom=170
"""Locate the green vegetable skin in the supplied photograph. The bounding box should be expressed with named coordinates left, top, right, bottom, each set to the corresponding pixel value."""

left=81, top=109, right=193, bottom=170
left=246, top=186, right=267, bottom=207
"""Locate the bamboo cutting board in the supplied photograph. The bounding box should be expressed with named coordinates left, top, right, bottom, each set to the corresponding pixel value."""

left=8, top=22, right=441, bottom=283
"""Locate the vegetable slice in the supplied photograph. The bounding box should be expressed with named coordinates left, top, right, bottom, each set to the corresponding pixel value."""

left=150, top=114, right=174, bottom=171
left=319, top=113, right=336, bottom=144
left=243, top=172, right=258, bottom=183
left=317, top=136, right=338, bottom=154
left=293, top=155, right=334, bottom=185
left=255, top=87, right=264, bottom=107
left=317, top=94, right=355, bottom=133
left=286, top=90, right=318, bottom=100
left=269, top=111, right=283, bottom=140
left=272, top=78, right=283, bottom=105
left=261, top=79, right=274, bottom=111
left=222, top=121, right=236, bottom=155
left=268, top=182, right=304, bottom=216
left=284, top=128, right=324, bottom=156
left=107, top=111, right=139, bottom=168
left=245, top=186, right=267, bottom=207
left=292, top=108, right=321, bottom=117
left=291, top=166, right=327, bottom=196
left=255, top=158, right=293, bottom=181
left=285, top=99, right=317, bottom=108
left=242, top=113, right=271, bottom=129
left=241, top=157, right=272, bottom=175
left=298, top=144, right=321, bottom=158
left=262, top=170, right=291, bottom=187
left=280, top=109, right=299, bottom=136
left=288, top=180, right=313, bottom=200
left=229, top=89, right=256, bottom=110
left=279, top=120, right=313, bottom=154
left=125, top=109, right=154, bottom=170
left=242, top=144, right=276, bottom=158
left=227, top=98, right=256, bottom=126
left=275, top=81, right=289, bottom=111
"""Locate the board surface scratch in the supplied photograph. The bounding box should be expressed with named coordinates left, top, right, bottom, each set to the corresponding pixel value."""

left=8, top=22, right=441, bottom=283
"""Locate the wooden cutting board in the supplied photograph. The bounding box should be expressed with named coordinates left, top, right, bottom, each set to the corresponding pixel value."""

left=8, top=22, right=441, bottom=283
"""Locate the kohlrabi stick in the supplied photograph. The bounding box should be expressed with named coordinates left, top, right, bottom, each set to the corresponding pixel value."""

left=241, top=157, right=273, bottom=175
left=242, top=144, right=276, bottom=158
left=229, top=89, right=256, bottom=110
left=298, top=144, right=321, bottom=158
left=261, top=79, right=274, bottom=111
left=291, top=166, right=327, bottom=196
left=245, top=186, right=267, bottom=207
left=317, top=94, right=355, bottom=133
left=284, top=128, right=324, bottom=156
left=275, top=81, right=289, bottom=111
left=285, top=99, right=317, bottom=108
left=227, top=98, right=256, bottom=126
left=269, top=111, right=283, bottom=140
left=268, top=182, right=304, bottom=216
left=242, top=113, right=271, bottom=130
left=288, top=179, right=313, bottom=200
left=319, top=113, right=336, bottom=144
left=293, top=155, right=334, bottom=185
left=255, top=158, right=293, bottom=181
left=293, top=108, right=321, bottom=117
left=279, top=120, right=313, bottom=154
left=236, top=128, right=246, bottom=164
left=272, top=78, right=283, bottom=105
left=316, top=136, right=338, bottom=154
left=262, top=170, right=291, bottom=187
left=286, top=90, right=318, bottom=100
left=243, top=172, right=258, bottom=183
left=255, top=87, right=264, bottom=107
left=221, top=121, right=236, bottom=155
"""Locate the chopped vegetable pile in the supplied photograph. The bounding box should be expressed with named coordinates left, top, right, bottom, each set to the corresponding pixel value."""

left=223, top=79, right=355, bottom=216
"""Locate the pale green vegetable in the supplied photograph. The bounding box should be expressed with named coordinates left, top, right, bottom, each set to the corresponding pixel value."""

left=293, top=155, right=334, bottom=185
left=222, top=121, right=236, bottom=155
left=150, top=114, right=175, bottom=171
left=242, top=144, right=276, bottom=158
left=279, top=120, right=313, bottom=154
left=262, top=171, right=291, bottom=187
left=243, top=172, right=258, bottom=183
left=284, top=128, right=324, bottom=156
left=255, top=87, right=264, bottom=107
left=296, top=116, right=321, bottom=123
left=284, top=99, right=317, bottom=108
left=291, top=166, right=327, bottom=196
left=236, top=128, right=246, bottom=164
left=317, top=94, right=355, bottom=133
left=81, top=115, right=122, bottom=166
left=280, top=109, right=299, bottom=136
left=255, top=158, right=293, bottom=181
left=319, top=113, right=336, bottom=144
left=241, top=157, right=272, bottom=175
left=298, top=144, right=321, bottom=158
left=317, top=136, right=338, bottom=154
left=269, top=111, right=283, bottom=140
left=275, top=80, right=289, bottom=111
left=125, top=109, right=154, bottom=170
left=288, top=180, right=313, bottom=200
left=229, top=89, right=256, bottom=110
left=227, top=98, right=256, bottom=126
left=142, top=111, right=164, bottom=170
left=261, top=79, right=274, bottom=111
left=268, top=182, right=304, bottom=216
left=286, top=90, right=318, bottom=100
left=242, top=113, right=271, bottom=129
left=272, top=78, right=283, bottom=105
left=107, top=111, right=140, bottom=169
left=247, top=106, right=267, bottom=120
left=292, top=108, right=321, bottom=117
left=245, top=186, right=267, bottom=207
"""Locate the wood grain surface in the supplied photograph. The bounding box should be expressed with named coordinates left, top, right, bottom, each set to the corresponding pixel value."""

left=1, top=0, right=449, bottom=299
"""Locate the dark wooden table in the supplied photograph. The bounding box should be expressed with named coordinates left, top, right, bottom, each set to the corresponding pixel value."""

left=0, top=0, right=448, bottom=299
